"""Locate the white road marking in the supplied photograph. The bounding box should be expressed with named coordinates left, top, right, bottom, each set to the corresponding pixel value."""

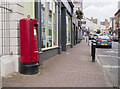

left=103, top=65, right=120, bottom=68
left=97, top=49, right=118, bottom=51
left=106, top=51, right=118, bottom=53
left=98, top=55, right=119, bottom=58
left=96, top=56, right=101, bottom=65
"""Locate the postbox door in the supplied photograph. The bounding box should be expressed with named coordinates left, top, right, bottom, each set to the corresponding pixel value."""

left=31, top=23, right=39, bottom=63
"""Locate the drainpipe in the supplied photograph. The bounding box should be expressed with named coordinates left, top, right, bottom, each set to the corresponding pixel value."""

left=71, top=8, right=73, bottom=48
left=58, top=1, right=61, bottom=54
left=35, top=0, right=42, bottom=65
left=71, top=16, right=73, bottom=48
left=38, top=0, right=43, bottom=65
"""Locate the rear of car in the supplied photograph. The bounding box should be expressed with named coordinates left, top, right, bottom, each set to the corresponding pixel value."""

left=96, top=36, right=112, bottom=48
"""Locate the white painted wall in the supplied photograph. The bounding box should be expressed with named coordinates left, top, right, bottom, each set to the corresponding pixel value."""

left=1, top=55, right=19, bottom=77
left=0, top=2, right=24, bottom=77
left=82, top=17, right=106, bottom=33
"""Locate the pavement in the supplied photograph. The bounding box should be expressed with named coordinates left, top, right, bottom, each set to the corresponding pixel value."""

left=2, top=41, right=107, bottom=87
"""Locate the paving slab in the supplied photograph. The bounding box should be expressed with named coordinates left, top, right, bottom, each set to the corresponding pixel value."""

left=2, top=41, right=106, bottom=87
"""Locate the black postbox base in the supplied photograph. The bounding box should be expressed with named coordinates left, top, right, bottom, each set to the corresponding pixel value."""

left=19, top=62, right=39, bottom=75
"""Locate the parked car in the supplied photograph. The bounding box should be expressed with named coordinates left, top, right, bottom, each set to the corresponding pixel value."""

left=113, top=36, right=118, bottom=42
left=96, top=36, right=112, bottom=48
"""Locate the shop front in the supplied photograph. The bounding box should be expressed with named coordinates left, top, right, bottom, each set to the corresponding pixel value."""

left=61, top=1, right=74, bottom=51
left=35, top=0, right=74, bottom=62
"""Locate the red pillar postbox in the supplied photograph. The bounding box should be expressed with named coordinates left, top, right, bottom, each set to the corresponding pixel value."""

left=19, top=15, right=39, bottom=74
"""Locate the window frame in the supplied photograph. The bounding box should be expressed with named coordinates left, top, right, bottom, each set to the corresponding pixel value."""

left=41, top=1, right=58, bottom=50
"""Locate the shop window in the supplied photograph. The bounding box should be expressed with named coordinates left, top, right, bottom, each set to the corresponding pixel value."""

left=66, top=16, right=68, bottom=44
left=66, top=14, right=71, bottom=45
left=41, top=2, right=46, bottom=48
left=47, top=6, right=52, bottom=47
left=53, top=2, right=58, bottom=46
left=41, top=1, right=58, bottom=49
left=68, top=16, right=71, bottom=43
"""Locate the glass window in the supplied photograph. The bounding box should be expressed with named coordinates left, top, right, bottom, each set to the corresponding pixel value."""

left=41, top=2, right=46, bottom=48
left=98, top=36, right=110, bottom=40
left=66, top=14, right=71, bottom=44
left=47, top=2, right=52, bottom=47
left=41, top=1, right=58, bottom=49
left=66, top=16, right=68, bottom=44
left=53, top=2, right=58, bottom=46
left=41, top=0, right=45, bottom=7
left=68, top=16, right=71, bottom=43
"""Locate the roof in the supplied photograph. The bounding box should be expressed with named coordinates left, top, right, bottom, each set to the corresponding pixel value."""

left=115, top=9, right=120, bottom=16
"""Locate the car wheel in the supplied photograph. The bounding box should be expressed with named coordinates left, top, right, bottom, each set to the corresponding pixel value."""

left=109, top=46, right=112, bottom=48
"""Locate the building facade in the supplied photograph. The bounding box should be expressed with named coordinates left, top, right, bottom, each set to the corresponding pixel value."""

left=0, top=1, right=24, bottom=76
left=35, top=0, right=74, bottom=62
left=110, top=17, right=116, bottom=35
left=72, top=14, right=81, bottom=45
left=81, top=17, right=105, bottom=34
left=0, top=0, right=76, bottom=76
left=115, top=1, right=120, bottom=36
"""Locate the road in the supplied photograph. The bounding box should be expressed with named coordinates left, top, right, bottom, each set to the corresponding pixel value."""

left=96, top=41, right=118, bottom=86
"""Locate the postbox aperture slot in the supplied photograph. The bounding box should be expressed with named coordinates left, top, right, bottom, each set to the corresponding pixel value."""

left=34, top=27, right=37, bottom=36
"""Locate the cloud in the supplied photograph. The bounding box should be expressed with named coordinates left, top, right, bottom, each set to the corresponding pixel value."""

left=83, top=2, right=118, bottom=21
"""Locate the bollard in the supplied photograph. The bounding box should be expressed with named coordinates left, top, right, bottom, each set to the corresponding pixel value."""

left=86, top=38, right=87, bottom=42
left=88, top=36, right=89, bottom=46
left=91, top=42, right=93, bottom=56
left=91, top=40, right=96, bottom=62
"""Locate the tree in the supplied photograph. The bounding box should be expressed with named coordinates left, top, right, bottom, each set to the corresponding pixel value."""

left=75, top=8, right=83, bottom=20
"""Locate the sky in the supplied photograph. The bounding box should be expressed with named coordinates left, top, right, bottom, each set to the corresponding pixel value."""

left=83, top=0, right=120, bottom=22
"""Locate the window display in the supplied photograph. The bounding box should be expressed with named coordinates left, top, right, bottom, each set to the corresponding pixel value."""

left=66, top=14, right=71, bottom=44
left=41, top=1, right=58, bottom=49
left=53, top=2, right=58, bottom=46
left=41, top=2, right=46, bottom=48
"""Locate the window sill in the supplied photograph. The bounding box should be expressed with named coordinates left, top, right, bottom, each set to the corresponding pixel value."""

left=42, top=46, right=59, bottom=51
left=66, top=43, right=71, bottom=46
